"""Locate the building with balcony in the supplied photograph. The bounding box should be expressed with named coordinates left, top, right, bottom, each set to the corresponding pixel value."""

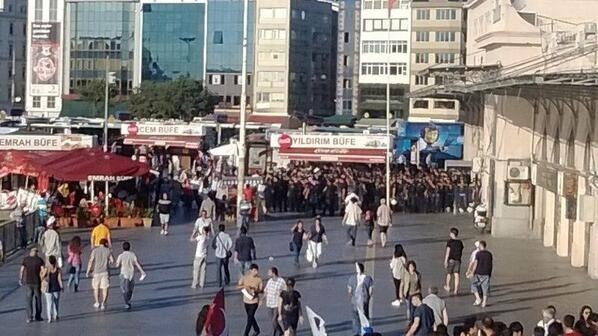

left=0, top=0, right=27, bottom=116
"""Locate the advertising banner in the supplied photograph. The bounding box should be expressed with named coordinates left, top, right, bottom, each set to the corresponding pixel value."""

left=0, top=134, right=94, bottom=151
left=394, top=121, right=464, bottom=166
left=30, top=22, right=61, bottom=96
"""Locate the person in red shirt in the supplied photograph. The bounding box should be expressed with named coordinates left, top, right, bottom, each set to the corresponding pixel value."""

left=564, top=315, right=583, bottom=336
left=243, top=184, right=254, bottom=202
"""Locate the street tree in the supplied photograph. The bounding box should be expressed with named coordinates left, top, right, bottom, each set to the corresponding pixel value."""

left=77, top=79, right=118, bottom=116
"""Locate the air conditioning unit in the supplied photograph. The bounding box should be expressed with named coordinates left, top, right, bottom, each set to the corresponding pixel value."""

left=508, top=165, right=530, bottom=180
left=585, top=22, right=597, bottom=35
left=579, top=194, right=595, bottom=222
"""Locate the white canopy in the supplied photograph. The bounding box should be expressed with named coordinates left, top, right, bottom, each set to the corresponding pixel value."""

left=208, top=143, right=238, bottom=157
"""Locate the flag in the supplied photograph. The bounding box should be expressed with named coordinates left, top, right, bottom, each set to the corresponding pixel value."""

left=388, top=0, right=397, bottom=16
left=306, top=306, right=327, bottom=336
left=204, top=288, right=228, bottom=336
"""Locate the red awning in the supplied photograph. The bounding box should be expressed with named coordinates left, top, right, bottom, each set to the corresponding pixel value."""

left=35, top=148, right=149, bottom=181
left=0, top=151, right=52, bottom=178
left=123, top=135, right=200, bottom=149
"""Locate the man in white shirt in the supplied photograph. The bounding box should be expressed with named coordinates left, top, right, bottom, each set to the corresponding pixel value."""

left=191, top=226, right=209, bottom=289
left=41, top=217, right=62, bottom=267
left=263, top=267, right=286, bottom=336
left=343, top=197, right=362, bottom=246
left=192, top=210, right=214, bottom=239
left=212, top=224, right=233, bottom=287
left=115, top=241, right=146, bottom=309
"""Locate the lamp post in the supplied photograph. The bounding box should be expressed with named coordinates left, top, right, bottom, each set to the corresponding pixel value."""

left=236, top=0, right=249, bottom=222
left=103, top=55, right=116, bottom=213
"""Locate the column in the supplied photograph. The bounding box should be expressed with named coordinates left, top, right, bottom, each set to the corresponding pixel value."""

left=544, top=190, right=556, bottom=247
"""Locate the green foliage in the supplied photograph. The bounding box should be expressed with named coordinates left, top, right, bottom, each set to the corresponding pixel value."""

left=128, top=76, right=215, bottom=121
left=76, top=79, right=118, bottom=117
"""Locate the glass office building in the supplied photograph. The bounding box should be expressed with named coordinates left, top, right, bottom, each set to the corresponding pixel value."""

left=68, top=2, right=135, bottom=95
left=141, top=3, right=206, bottom=82
left=206, top=0, right=254, bottom=73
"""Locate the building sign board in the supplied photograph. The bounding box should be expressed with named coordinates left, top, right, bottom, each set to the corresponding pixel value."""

left=0, top=134, right=95, bottom=151
left=29, top=22, right=61, bottom=96
left=120, top=122, right=204, bottom=136
left=270, top=133, right=390, bottom=150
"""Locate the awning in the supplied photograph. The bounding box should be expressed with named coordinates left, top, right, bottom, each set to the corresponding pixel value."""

left=123, top=135, right=200, bottom=149
left=0, top=151, right=51, bottom=178
left=279, top=153, right=385, bottom=164
left=209, top=143, right=238, bottom=157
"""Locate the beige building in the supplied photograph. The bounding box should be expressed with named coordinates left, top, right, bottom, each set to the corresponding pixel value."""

left=409, top=0, right=466, bottom=121
left=252, top=0, right=337, bottom=118
left=417, top=0, right=598, bottom=277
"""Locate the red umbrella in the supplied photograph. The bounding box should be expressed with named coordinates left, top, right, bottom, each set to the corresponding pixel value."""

left=0, top=150, right=48, bottom=177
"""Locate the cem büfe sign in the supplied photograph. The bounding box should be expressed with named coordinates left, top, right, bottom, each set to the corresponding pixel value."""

left=121, top=123, right=204, bottom=136
left=271, top=133, right=390, bottom=150
left=0, top=135, right=94, bottom=151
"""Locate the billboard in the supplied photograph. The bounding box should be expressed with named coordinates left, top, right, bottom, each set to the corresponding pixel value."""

left=394, top=121, right=464, bottom=166
left=30, top=22, right=61, bottom=96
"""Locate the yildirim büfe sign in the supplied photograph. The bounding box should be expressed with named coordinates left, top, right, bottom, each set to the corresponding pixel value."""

left=270, top=133, right=390, bottom=150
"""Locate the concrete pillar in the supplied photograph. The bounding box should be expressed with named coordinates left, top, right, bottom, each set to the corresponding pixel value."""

left=557, top=195, right=570, bottom=257
left=588, top=223, right=598, bottom=279
left=571, top=220, right=587, bottom=267
left=544, top=190, right=556, bottom=247
left=532, top=186, right=544, bottom=239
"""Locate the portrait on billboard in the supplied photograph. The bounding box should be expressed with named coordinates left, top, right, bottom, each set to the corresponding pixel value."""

left=504, top=181, right=534, bottom=206
left=394, top=122, right=464, bottom=167
left=30, top=22, right=60, bottom=96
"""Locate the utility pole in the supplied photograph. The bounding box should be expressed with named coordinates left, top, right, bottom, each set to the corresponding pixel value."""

left=103, top=55, right=116, bottom=213
left=236, top=0, right=249, bottom=221
left=385, top=3, right=392, bottom=204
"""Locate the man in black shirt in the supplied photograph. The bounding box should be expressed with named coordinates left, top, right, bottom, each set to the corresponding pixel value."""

left=405, top=293, right=435, bottom=336
left=234, top=226, right=256, bottom=276
left=466, top=240, right=493, bottom=307
left=444, top=227, right=464, bottom=295
left=19, top=247, right=44, bottom=322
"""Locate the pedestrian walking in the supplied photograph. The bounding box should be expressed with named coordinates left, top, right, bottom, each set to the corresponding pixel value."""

left=576, top=306, right=593, bottom=336
left=19, top=247, right=44, bottom=323
left=199, top=192, right=216, bottom=220
left=90, top=218, right=112, bottom=248
left=466, top=240, right=493, bottom=307
left=390, top=244, right=407, bottom=307
left=400, top=260, right=422, bottom=321
left=34, top=192, right=48, bottom=244
left=376, top=198, right=392, bottom=247
left=157, top=193, right=172, bottom=236
left=364, top=209, right=375, bottom=247
left=66, top=236, right=83, bottom=292
left=306, top=216, right=327, bottom=269
left=10, top=205, right=27, bottom=249
left=193, top=210, right=214, bottom=239
left=234, top=226, right=256, bottom=276
left=115, top=241, right=146, bottom=310
left=405, top=293, right=435, bottom=336
left=86, top=238, right=114, bottom=311
left=537, top=306, right=558, bottom=336
left=290, top=220, right=306, bottom=267
left=278, top=277, right=303, bottom=336
left=444, top=227, right=464, bottom=295
left=238, top=263, right=263, bottom=336
left=264, top=267, right=286, bottom=336
left=212, top=224, right=233, bottom=287
left=348, top=262, right=374, bottom=336
left=40, top=217, right=62, bottom=267
left=422, top=286, right=448, bottom=330
left=343, top=197, right=362, bottom=246
left=191, top=226, right=209, bottom=289
left=40, top=255, right=62, bottom=323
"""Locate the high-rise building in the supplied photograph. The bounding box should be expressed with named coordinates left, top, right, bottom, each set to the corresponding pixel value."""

left=335, top=0, right=360, bottom=116
left=358, top=0, right=411, bottom=119
left=0, top=0, right=27, bottom=116
left=252, top=0, right=338, bottom=118
left=408, top=0, right=466, bottom=121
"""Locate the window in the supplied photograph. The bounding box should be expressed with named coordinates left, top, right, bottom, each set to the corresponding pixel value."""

left=49, top=0, right=57, bottom=21
left=436, top=31, right=456, bottom=42
left=47, top=97, right=56, bottom=109
left=413, top=99, right=429, bottom=109
left=415, top=75, right=429, bottom=85
left=343, top=79, right=351, bottom=88
left=258, top=71, right=285, bottom=84
left=343, top=55, right=350, bottom=66
left=416, top=31, right=429, bottom=42
left=344, top=32, right=350, bottom=43
left=258, top=29, right=286, bottom=40
left=9, top=23, right=14, bottom=35
left=436, top=9, right=457, bottom=20
left=435, top=53, right=456, bottom=64
left=361, top=62, right=407, bottom=76
left=259, top=8, right=273, bottom=20
left=7, top=88, right=12, bottom=101
left=8, top=67, right=12, bottom=79
left=208, top=74, right=225, bottom=85
left=363, top=19, right=407, bottom=32
left=32, top=96, right=41, bottom=108
left=274, top=8, right=287, bottom=19
left=364, top=0, right=373, bottom=9
left=416, top=9, right=430, bottom=20
left=434, top=100, right=456, bottom=109
left=342, top=100, right=352, bottom=110
left=257, top=92, right=284, bottom=103
left=233, top=96, right=241, bottom=106
left=213, top=31, right=223, bottom=44
left=415, top=53, right=428, bottom=64
left=362, top=40, right=407, bottom=54
left=35, top=0, right=43, bottom=21
left=23, top=23, right=26, bottom=36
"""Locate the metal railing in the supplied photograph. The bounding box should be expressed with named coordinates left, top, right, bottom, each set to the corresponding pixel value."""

left=0, top=211, right=37, bottom=260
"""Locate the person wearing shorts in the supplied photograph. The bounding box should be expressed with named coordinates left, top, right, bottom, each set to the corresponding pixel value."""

left=157, top=193, right=172, bottom=236
left=443, top=228, right=463, bottom=295
left=86, top=239, right=114, bottom=311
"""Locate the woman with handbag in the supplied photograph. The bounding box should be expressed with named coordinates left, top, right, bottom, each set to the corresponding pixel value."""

left=289, top=221, right=306, bottom=267
left=306, top=216, right=327, bottom=269
left=40, top=255, right=63, bottom=323
left=67, top=236, right=82, bottom=292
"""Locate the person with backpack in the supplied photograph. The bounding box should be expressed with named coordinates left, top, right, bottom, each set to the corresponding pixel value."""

left=157, top=193, right=172, bottom=236
left=212, top=224, right=233, bottom=287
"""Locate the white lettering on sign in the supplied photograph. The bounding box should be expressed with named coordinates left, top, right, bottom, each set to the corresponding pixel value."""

left=120, top=123, right=204, bottom=136
left=0, top=135, right=93, bottom=151
left=270, top=134, right=390, bottom=150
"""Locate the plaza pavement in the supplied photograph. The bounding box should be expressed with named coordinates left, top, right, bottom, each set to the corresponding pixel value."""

left=0, top=211, right=597, bottom=336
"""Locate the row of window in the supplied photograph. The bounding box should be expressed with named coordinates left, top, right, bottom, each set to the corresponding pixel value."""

left=257, top=71, right=285, bottom=83
left=361, top=62, right=408, bottom=76
left=362, top=40, right=408, bottom=54
left=256, top=92, right=285, bottom=103
left=1, top=2, right=27, bottom=14
left=6, top=64, right=26, bottom=79
left=34, top=0, right=58, bottom=21
left=31, top=96, right=56, bottom=109
left=259, top=7, right=287, bottom=21
left=363, top=0, right=403, bottom=10
left=414, top=31, right=458, bottom=42
left=415, top=52, right=458, bottom=64
left=208, top=74, right=251, bottom=86
left=363, top=18, right=409, bottom=32
left=258, top=29, right=286, bottom=41
left=415, top=9, right=458, bottom=21
left=412, top=99, right=456, bottom=110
